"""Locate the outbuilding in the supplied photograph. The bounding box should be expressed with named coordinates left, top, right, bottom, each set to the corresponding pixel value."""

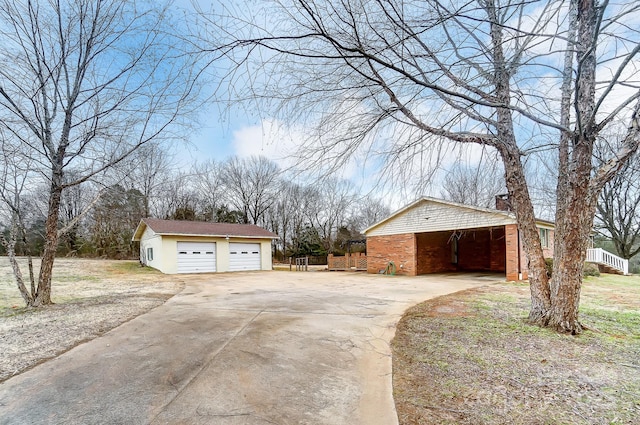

left=364, top=197, right=554, bottom=280
left=132, top=218, right=278, bottom=274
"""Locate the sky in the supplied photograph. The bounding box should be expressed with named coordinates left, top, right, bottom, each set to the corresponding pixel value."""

left=172, top=0, right=640, bottom=213
left=171, top=1, right=446, bottom=195
left=171, top=1, right=510, bottom=187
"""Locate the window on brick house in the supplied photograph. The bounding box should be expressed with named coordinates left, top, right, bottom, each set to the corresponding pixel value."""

left=540, top=229, right=550, bottom=248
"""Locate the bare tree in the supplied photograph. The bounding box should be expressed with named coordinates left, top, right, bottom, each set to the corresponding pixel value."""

left=0, top=0, right=199, bottom=306
left=441, top=160, right=505, bottom=209
left=221, top=156, right=281, bottom=225
left=157, top=171, right=200, bottom=220
left=305, top=178, right=356, bottom=253
left=203, top=0, right=640, bottom=333
left=350, top=195, right=391, bottom=232
left=58, top=172, right=100, bottom=255
left=265, top=179, right=318, bottom=258
left=191, top=159, right=225, bottom=221
left=90, top=185, right=145, bottom=258
left=119, top=142, right=175, bottom=218
left=594, top=135, right=640, bottom=260
left=0, top=135, right=38, bottom=305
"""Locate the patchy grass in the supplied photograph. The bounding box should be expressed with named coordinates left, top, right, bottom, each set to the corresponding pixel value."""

left=0, top=258, right=172, bottom=315
left=392, top=274, right=640, bottom=425
left=106, top=260, right=161, bottom=275
left=0, top=258, right=183, bottom=381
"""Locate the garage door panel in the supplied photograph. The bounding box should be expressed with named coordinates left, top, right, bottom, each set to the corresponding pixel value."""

left=177, top=242, right=216, bottom=273
left=229, top=243, right=261, bottom=271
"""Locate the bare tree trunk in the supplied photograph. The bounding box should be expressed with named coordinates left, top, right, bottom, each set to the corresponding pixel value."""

left=2, top=217, right=34, bottom=306
left=34, top=177, right=63, bottom=306
left=499, top=147, right=551, bottom=323
left=548, top=0, right=597, bottom=333
left=19, top=210, right=36, bottom=297
left=486, top=2, right=550, bottom=323
left=548, top=194, right=595, bottom=333
left=549, top=135, right=598, bottom=334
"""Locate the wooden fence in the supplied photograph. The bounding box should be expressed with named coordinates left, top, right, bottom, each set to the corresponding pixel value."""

left=327, top=252, right=367, bottom=271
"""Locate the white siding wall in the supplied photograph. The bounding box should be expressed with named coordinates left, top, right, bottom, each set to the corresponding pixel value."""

left=366, top=200, right=517, bottom=237
left=139, top=227, right=165, bottom=273
left=149, top=235, right=273, bottom=274
left=260, top=240, right=273, bottom=271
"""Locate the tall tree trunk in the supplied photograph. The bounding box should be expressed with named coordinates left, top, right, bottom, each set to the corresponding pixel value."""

left=499, top=147, right=551, bottom=323
left=548, top=0, right=598, bottom=333
left=486, top=1, right=550, bottom=323
left=555, top=0, right=577, bottom=243
left=548, top=189, right=596, bottom=333
left=33, top=175, right=63, bottom=306
left=549, top=131, right=597, bottom=333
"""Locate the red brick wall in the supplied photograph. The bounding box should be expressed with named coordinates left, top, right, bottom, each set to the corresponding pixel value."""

left=490, top=227, right=507, bottom=272
left=416, top=232, right=457, bottom=274
left=368, top=224, right=551, bottom=280
left=368, top=227, right=511, bottom=276
left=456, top=228, right=506, bottom=272
left=366, top=233, right=416, bottom=275
left=458, top=230, right=491, bottom=270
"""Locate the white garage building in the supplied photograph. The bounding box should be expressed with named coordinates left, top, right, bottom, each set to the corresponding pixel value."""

left=132, top=218, right=278, bottom=274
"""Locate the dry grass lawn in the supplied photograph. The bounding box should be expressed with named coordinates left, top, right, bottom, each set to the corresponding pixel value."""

left=392, top=274, right=640, bottom=424
left=3, top=256, right=639, bottom=424
left=0, top=258, right=183, bottom=382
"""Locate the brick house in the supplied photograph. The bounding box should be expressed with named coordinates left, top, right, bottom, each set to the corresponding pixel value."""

left=363, top=197, right=554, bottom=280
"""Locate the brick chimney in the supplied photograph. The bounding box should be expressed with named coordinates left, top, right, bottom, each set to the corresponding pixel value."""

left=495, top=194, right=512, bottom=212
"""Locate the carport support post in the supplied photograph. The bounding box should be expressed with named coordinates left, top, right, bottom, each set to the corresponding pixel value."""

left=505, top=224, right=520, bottom=281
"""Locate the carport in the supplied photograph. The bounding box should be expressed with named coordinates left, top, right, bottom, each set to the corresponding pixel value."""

left=415, top=227, right=506, bottom=274
left=364, top=197, right=554, bottom=280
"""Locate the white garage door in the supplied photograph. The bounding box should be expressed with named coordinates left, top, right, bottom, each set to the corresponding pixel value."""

left=177, top=242, right=216, bottom=273
left=229, top=243, right=261, bottom=271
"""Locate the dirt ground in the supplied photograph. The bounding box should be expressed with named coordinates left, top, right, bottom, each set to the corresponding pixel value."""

left=0, top=258, right=183, bottom=382
left=392, top=275, right=640, bottom=425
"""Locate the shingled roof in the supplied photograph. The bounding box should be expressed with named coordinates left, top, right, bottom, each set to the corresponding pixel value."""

left=132, top=218, right=278, bottom=241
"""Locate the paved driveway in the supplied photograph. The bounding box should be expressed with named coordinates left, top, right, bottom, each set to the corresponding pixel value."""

left=0, top=271, right=496, bottom=425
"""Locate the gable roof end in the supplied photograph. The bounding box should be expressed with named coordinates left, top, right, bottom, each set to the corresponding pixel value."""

left=364, top=196, right=554, bottom=236
left=364, top=197, right=516, bottom=234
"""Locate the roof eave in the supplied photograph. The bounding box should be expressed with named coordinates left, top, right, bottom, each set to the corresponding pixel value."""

left=131, top=220, right=147, bottom=242
left=150, top=232, right=279, bottom=240
left=535, top=218, right=556, bottom=228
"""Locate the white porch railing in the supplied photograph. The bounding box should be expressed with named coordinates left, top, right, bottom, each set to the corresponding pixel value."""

left=586, top=248, right=629, bottom=275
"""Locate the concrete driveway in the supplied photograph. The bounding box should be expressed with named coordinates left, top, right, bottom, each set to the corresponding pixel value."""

left=0, top=271, right=496, bottom=425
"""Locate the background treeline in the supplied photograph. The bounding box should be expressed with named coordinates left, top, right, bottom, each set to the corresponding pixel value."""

left=2, top=147, right=390, bottom=261
left=4, top=141, right=639, bottom=271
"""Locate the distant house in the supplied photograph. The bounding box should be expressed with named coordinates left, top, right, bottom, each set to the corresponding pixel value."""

left=363, top=197, right=554, bottom=280
left=132, top=218, right=278, bottom=274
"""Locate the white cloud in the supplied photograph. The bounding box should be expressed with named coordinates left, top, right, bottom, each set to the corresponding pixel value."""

left=231, top=117, right=374, bottom=184
left=231, top=119, right=300, bottom=167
